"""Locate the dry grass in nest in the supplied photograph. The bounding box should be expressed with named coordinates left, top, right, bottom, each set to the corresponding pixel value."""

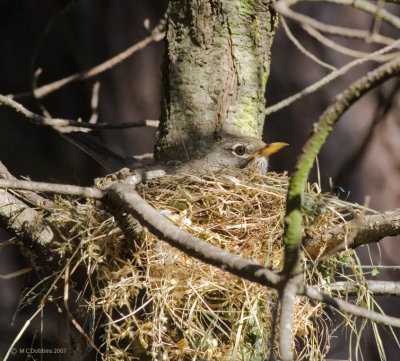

left=20, top=172, right=367, bottom=360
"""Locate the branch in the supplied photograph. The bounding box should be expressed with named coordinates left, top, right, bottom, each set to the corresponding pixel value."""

left=0, top=94, right=81, bottom=132
left=279, top=274, right=303, bottom=361
left=282, top=57, right=400, bottom=276
left=322, top=0, right=400, bottom=30
left=330, top=280, right=400, bottom=297
left=275, top=0, right=400, bottom=36
left=0, top=179, right=103, bottom=199
left=0, top=93, right=159, bottom=133
left=275, top=4, right=391, bottom=42
left=0, top=178, right=62, bottom=271
left=302, top=24, right=399, bottom=62
left=10, top=18, right=166, bottom=100
left=281, top=17, right=336, bottom=71
left=302, top=285, right=400, bottom=328
left=59, top=119, right=159, bottom=130
left=304, top=209, right=400, bottom=259
left=265, top=38, right=400, bottom=115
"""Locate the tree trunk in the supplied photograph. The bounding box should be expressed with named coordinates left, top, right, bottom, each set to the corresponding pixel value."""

left=155, top=0, right=278, bottom=162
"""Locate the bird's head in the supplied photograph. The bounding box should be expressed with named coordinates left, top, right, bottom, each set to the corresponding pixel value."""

left=208, top=136, right=288, bottom=174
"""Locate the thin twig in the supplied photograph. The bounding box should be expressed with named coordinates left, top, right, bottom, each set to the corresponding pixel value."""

left=10, top=18, right=166, bottom=100
left=275, top=2, right=399, bottom=42
left=265, top=38, right=400, bottom=115
left=277, top=0, right=400, bottom=32
left=321, top=0, right=400, bottom=30
left=335, top=79, right=400, bottom=185
left=368, top=0, right=385, bottom=41
left=64, top=265, right=101, bottom=354
left=0, top=94, right=77, bottom=131
left=303, top=24, right=399, bottom=62
left=0, top=267, right=32, bottom=280
left=64, top=119, right=160, bottom=129
left=0, top=93, right=159, bottom=132
left=0, top=179, right=103, bottom=199
left=302, top=285, right=400, bottom=328
left=330, top=280, right=400, bottom=297
left=88, top=81, right=101, bottom=124
left=281, top=17, right=336, bottom=71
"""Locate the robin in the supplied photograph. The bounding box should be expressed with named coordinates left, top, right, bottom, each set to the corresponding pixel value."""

left=64, top=132, right=287, bottom=177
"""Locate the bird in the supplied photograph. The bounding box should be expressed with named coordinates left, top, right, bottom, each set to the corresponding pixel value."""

left=175, top=136, right=288, bottom=176
left=63, top=132, right=287, bottom=179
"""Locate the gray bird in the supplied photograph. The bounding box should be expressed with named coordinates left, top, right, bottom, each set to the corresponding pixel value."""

left=175, top=136, right=288, bottom=175
left=64, top=132, right=287, bottom=178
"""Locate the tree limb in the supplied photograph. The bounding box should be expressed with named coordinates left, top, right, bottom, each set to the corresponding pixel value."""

left=304, top=208, right=400, bottom=259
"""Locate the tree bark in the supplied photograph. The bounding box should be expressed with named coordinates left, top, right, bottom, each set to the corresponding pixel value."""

left=155, top=0, right=278, bottom=162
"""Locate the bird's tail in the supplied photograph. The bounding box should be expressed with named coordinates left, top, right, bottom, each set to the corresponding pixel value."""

left=62, top=132, right=142, bottom=172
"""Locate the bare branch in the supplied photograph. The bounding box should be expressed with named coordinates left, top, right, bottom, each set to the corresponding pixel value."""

left=302, top=285, right=400, bottom=328
left=281, top=17, right=336, bottom=71
left=0, top=179, right=103, bottom=199
left=0, top=187, right=57, bottom=248
left=265, top=38, right=400, bottom=115
left=0, top=93, right=159, bottom=133
left=330, top=280, right=400, bottom=297
left=88, top=81, right=101, bottom=124
left=276, top=0, right=400, bottom=34
left=62, top=119, right=160, bottom=130
left=304, top=209, right=400, bottom=259
left=0, top=94, right=80, bottom=132
left=10, top=18, right=166, bottom=100
left=275, top=1, right=400, bottom=42
left=321, top=0, right=400, bottom=30
left=303, top=24, right=400, bottom=61
left=0, top=173, right=65, bottom=272
left=279, top=274, right=303, bottom=361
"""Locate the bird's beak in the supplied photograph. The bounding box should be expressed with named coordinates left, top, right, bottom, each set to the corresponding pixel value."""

left=256, top=142, right=288, bottom=158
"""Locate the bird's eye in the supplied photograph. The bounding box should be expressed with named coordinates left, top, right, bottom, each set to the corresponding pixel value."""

left=233, top=145, right=246, bottom=156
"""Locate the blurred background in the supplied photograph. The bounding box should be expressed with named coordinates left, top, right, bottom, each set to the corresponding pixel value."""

left=0, top=1, right=399, bottom=360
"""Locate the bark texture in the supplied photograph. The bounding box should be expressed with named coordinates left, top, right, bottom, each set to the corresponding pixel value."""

left=155, top=0, right=278, bottom=162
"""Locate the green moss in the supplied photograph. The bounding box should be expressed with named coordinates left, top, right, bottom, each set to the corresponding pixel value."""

left=236, top=0, right=257, bottom=15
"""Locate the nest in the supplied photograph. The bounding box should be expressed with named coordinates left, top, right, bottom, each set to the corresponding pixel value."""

left=25, top=172, right=364, bottom=360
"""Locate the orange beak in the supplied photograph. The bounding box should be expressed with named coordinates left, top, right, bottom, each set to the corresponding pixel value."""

left=256, top=142, right=288, bottom=158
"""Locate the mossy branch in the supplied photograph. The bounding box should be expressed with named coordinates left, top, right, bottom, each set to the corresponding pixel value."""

left=282, top=57, right=400, bottom=276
